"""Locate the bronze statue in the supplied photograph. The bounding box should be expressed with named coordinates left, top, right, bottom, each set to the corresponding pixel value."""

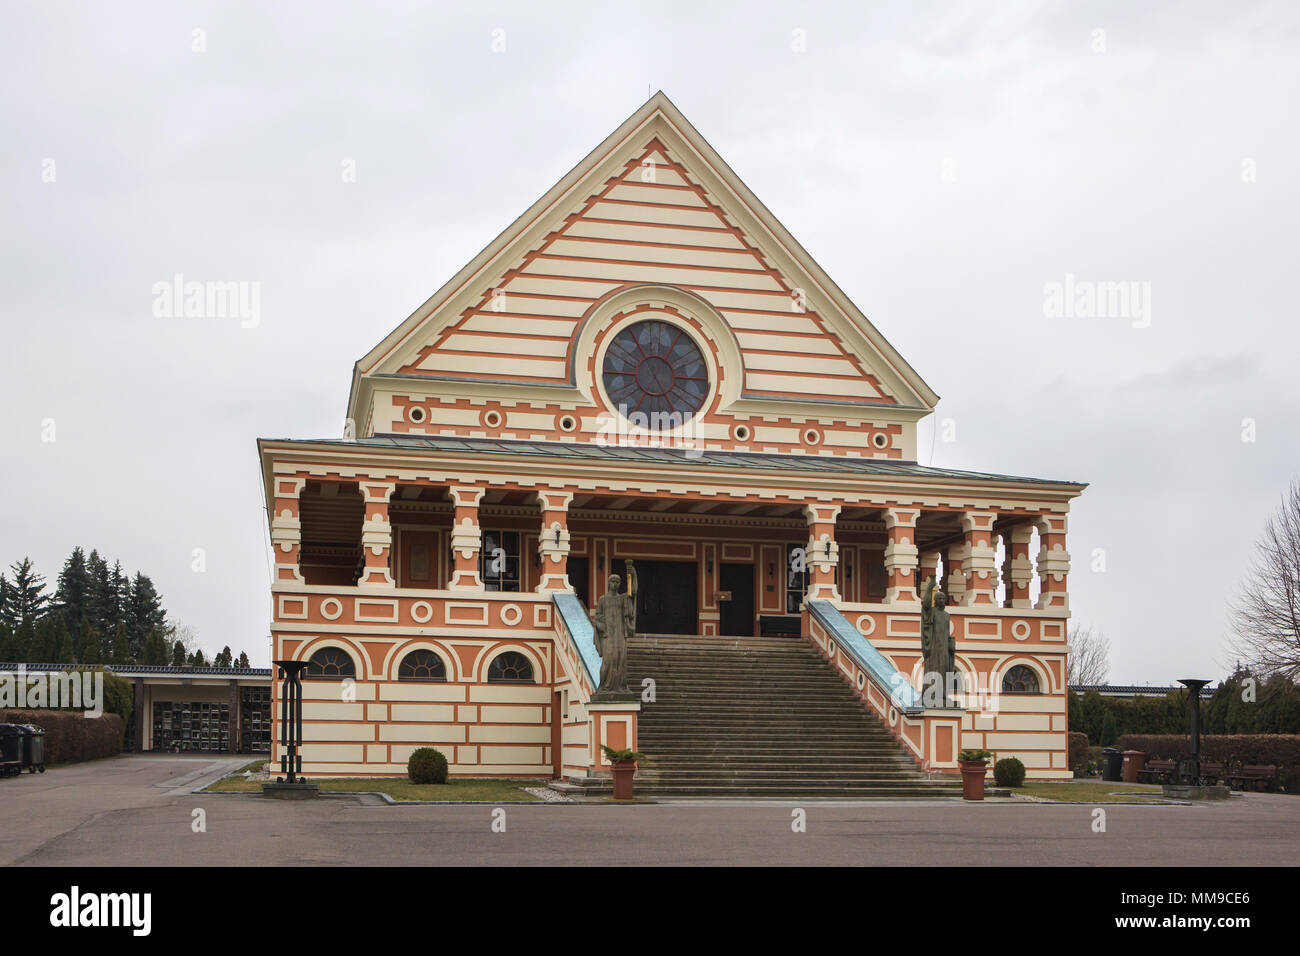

left=592, top=560, right=637, bottom=696
left=920, top=575, right=956, bottom=706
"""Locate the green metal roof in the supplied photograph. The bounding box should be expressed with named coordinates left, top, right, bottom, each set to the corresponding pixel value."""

left=263, top=434, right=1084, bottom=488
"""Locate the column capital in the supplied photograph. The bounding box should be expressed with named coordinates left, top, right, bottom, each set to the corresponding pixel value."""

left=450, top=485, right=488, bottom=508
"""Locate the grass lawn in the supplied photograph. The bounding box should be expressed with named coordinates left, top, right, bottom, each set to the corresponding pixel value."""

left=205, top=773, right=543, bottom=802
left=1011, top=781, right=1176, bottom=803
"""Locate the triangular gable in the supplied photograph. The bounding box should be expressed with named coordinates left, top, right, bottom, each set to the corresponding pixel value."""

left=351, top=93, right=938, bottom=418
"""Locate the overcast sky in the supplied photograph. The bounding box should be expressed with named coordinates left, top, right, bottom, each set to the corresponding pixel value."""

left=2, top=1, right=1297, bottom=680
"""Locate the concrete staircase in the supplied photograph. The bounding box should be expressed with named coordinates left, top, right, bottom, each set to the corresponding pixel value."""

left=622, top=634, right=960, bottom=798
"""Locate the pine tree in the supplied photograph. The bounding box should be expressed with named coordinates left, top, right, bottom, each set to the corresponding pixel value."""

left=12, top=618, right=35, bottom=662
left=84, top=550, right=113, bottom=636
left=110, top=622, right=130, bottom=665
left=236, top=651, right=249, bottom=669
left=214, top=645, right=233, bottom=668
left=171, top=641, right=186, bottom=667
left=51, top=617, right=75, bottom=665
left=0, top=574, right=10, bottom=629
left=141, top=629, right=167, bottom=666
left=78, top=618, right=102, bottom=665
left=0, top=623, right=13, bottom=661
left=125, top=573, right=167, bottom=660
left=54, top=547, right=91, bottom=633
left=189, top=649, right=207, bottom=667
left=6, top=558, right=50, bottom=625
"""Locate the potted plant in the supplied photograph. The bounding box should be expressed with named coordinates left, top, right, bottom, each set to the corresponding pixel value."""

left=601, top=745, right=644, bottom=799
left=958, top=749, right=993, bottom=801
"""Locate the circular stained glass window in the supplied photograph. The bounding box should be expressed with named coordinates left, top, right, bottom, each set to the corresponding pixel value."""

left=601, top=320, right=709, bottom=421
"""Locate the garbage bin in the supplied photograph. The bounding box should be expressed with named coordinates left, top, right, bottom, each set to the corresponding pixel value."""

left=1121, top=750, right=1145, bottom=784
left=0, top=724, right=22, bottom=778
left=18, top=724, right=45, bottom=773
left=1102, top=747, right=1124, bottom=782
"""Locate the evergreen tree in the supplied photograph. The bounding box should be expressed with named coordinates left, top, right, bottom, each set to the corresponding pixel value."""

left=1080, top=688, right=1106, bottom=744
left=31, top=615, right=56, bottom=661
left=110, top=622, right=130, bottom=665
left=84, top=550, right=116, bottom=639
left=51, top=616, right=75, bottom=664
left=215, top=646, right=233, bottom=668
left=0, top=574, right=10, bottom=629
left=6, top=558, right=50, bottom=625
left=78, top=619, right=102, bottom=665
left=1099, top=709, right=1118, bottom=746
left=124, top=573, right=167, bottom=660
left=236, top=651, right=249, bottom=668
left=171, top=641, right=186, bottom=667
left=0, top=623, right=13, bottom=661
left=12, top=618, right=35, bottom=662
left=141, top=630, right=166, bottom=666
left=188, top=649, right=207, bottom=667
left=54, top=547, right=91, bottom=633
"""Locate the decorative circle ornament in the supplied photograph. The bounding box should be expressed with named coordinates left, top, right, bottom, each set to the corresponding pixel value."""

left=601, top=319, right=709, bottom=421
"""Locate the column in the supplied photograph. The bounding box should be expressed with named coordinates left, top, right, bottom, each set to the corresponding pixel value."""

left=919, top=549, right=941, bottom=590
left=536, top=490, right=573, bottom=591
left=133, top=678, right=146, bottom=752
left=960, top=511, right=998, bottom=606
left=358, top=480, right=396, bottom=588
left=1035, top=514, right=1071, bottom=611
left=1003, top=524, right=1034, bottom=608
left=883, top=508, right=920, bottom=604
left=943, top=542, right=967, bottom=607
left=803, top=502, right=842, bottom=602
left=448, top=485, right=486, bottom=589
left=270, top=476, right=305, bottom=584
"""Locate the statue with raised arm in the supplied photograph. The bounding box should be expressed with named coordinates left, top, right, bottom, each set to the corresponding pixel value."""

left=592, top=560, right=637, bottom=698
left=920, top=575, right=957, bottom=706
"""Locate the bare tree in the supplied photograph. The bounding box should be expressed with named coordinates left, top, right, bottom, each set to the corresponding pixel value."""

left=1231, top=479, right=1300, bottom=680
left=1068, top=624, right=1111, bottom=686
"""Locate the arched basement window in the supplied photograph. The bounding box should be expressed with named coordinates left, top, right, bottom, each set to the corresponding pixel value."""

left=1001, top=664, right=1040, bottom=694
left=487, top=651, right=534, bottom=684
left=304, top=646, right=356, bottom=680
left=399, top=649, right=447, bottom=682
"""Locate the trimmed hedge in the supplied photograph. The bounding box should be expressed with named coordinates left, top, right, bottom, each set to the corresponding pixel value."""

left=408, top=747, right=449, bottom=784
left=2, top=709, right=124, bottom=765
left=1118, top=734, right=1300, bottom=794
left=994, top=757, right=1026, bottom=787
left=1068, top=731, right=1090, bottom=777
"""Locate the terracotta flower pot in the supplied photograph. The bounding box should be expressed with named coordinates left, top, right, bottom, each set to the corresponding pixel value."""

left=959, top=760, right=988, bottom=801
left=610, top=760, right=637, bottom=799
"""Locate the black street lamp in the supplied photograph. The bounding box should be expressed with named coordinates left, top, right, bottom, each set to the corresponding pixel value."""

left=1178, top=678, right=1211, bottom=785
left=262, top=660, right=318, bottom=797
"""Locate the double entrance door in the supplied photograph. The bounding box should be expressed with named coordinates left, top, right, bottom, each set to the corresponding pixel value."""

left=626, top=559, right=754, bottom=637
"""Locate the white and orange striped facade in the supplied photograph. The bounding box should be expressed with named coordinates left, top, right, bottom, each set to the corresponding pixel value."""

left=258, top=94, right=1085, bottom=782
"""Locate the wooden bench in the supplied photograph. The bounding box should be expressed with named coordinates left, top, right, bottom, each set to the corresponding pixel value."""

left=758, top=615, right=802, bottom=637
left=1137, top=759, right=1176, bottom=784
left=1227, top=764, right=1277, bottom=792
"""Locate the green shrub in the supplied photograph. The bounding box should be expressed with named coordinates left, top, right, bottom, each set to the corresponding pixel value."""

left=994, top=757, right=1026, bottom=787
left=1, top=709, right=124, bottom=764
left=407, top=747, right=448, bottom=784
left=1068, top=731, right=1090, bottom=777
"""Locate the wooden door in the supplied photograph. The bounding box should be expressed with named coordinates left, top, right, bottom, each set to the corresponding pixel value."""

left=719, top=563, right=755, bottom=636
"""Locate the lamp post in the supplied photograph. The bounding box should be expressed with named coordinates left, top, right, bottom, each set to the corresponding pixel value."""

left=262, top=660, right=318, bottom=798
left=1178, top=678, right=1211, bottom=785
